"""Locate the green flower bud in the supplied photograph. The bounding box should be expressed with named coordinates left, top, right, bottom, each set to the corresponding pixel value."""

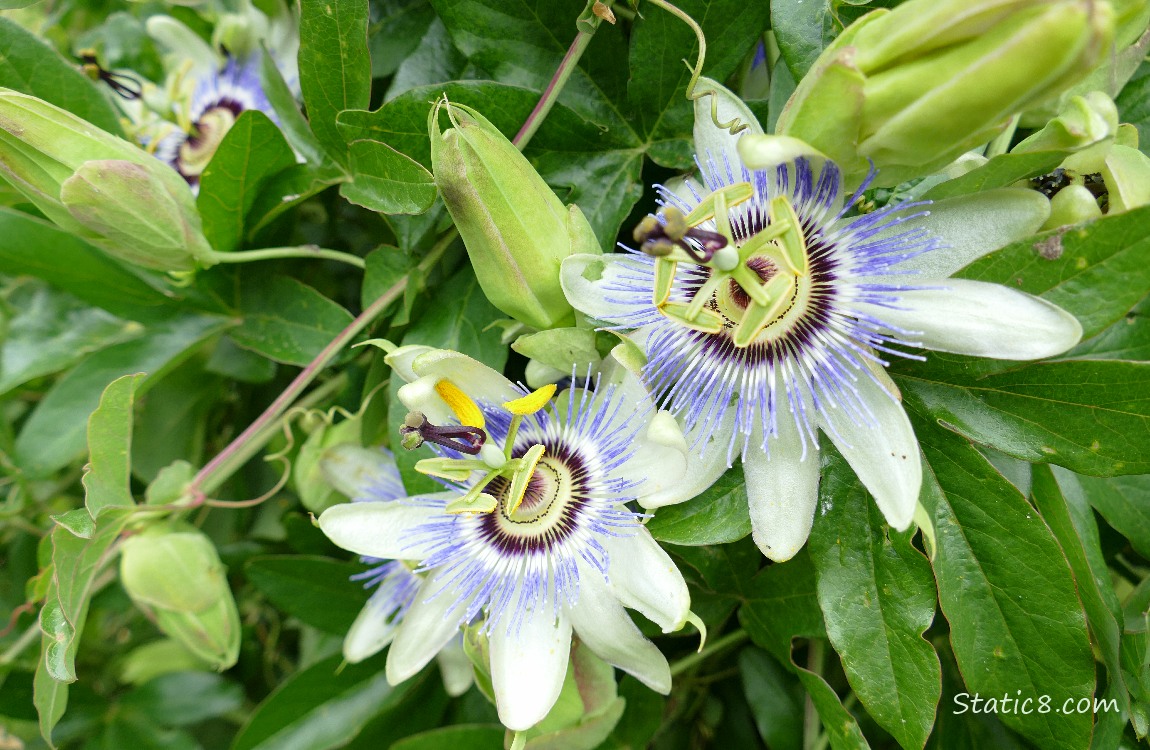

left=1101, top=144, right=1150, bottom=213
left=0, top=89, right=214, bottom=271
left=778, top=0, right=1115, bottom=187
left=1013, top=92, right=1118, bottom=155
left=430, top=98, right=600, bottom=330
left=119, top=525, right=240, bottom=670
left=1042, top=184, right=1103, bottom=230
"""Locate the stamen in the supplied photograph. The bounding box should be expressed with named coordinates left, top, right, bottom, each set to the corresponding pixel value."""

left=506, top=445, right=546, bottom=515
left=399, top=411, right=486, bottom=455
left=435, top=380, right=485, bottom=428
left=635, top=206, right=731, bottom=263
left=503, top=384, right=557, bottom=416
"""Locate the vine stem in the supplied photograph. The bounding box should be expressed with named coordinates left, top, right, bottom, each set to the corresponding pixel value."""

left=187, top=5, right=611, bottom=500
left=512, top=6, right=606, bottom=148
left=188, top=231, right=456, bottom=497
left=669, top=628, right=748, bottom=676
left=211, top=245, right=366, bottom=269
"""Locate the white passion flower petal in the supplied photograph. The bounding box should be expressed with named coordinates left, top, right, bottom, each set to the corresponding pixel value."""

left=693, top=76, right=763, bottom=181
left=489, top=604, right=572, bottom=731
left=614, top=410, right=690, bottom=498
left=639, top=411, right=740, bottom=510
left=410, top=348, right=522, bottom=406
left=604, top=528, right=690, bottom=633
left=386, top=578, right=470, bottom=684
left=566, top=569, right=671, bottom=694
left=343, top=598, right=400, bottom=664
left=318, top=497, right=449, bottom=559
left=384, top=344, right=436, bottom=384
left=560, top=254, right=653, bottom=325
left=819, top=373, right=920, bottom=531
left=436, top=637, right=474, bottom=697
left=868, top=188, right=1051, bottom=280
left=867, top=279, right=1083, bottom=360
left=743, top=415, right=822, bottom=562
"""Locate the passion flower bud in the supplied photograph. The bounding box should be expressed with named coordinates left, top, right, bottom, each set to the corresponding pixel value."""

left=119, top=525, right=240, bottom=670
left=777, top=0, right=1114, bottom=187
left=430, top=98, right=600, bottom=330
left=0, top=89, right=213, bottom=272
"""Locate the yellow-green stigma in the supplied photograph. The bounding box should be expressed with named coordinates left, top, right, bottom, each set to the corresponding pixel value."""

left=635, top=183, right=813, bottom=348
left=403, top=381, right=557, bottom=516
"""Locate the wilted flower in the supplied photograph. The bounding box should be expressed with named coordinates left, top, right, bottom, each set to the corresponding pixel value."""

left=430, top=98, right=601, bottom=330
left=319, top=346, right=694, bottom=730
left=562, top=97, right=1083, bottom=562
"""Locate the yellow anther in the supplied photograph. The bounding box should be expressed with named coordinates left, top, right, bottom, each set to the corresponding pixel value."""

left=507, top=445, right=546, bottom=514
left=435, top=379, right=485, bottom=429
left=504, top=384, right=556, bottom=416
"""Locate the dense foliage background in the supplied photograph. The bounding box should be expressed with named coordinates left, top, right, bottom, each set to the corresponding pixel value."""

left=1, top=0, right=1150, bottom=749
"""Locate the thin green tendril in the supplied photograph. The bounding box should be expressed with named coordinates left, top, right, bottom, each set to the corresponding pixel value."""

left=646, top=0, right=749, bottom=137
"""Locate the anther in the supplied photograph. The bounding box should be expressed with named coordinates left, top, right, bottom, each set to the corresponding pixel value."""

left=399, top=411, right=487, bottom=455
left=634, top=207, right=731, bottom=263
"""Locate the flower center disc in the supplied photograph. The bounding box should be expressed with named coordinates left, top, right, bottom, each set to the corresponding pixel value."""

left=178, top=106, right=237, bottom=178
left=494, top=456, right=572, bottom=528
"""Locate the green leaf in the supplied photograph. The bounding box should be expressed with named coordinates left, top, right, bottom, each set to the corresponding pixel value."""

left=361, top=245, right=410, bottom=312
left=338, top=80, right=641, bottom=245
left=646, top=467, right=752, bottom=545
left=958, top=206, right=1150, bottom=340
left=370, top=0, right=438, bottom=79
left=0, top=282, right=142, bottom=396
left=430, top=0, right=633, bottom=134
left=198, top=111, right=297, bottom=254
left=244, top=555, right=367, bottom=635
left=795, top=658, right=872, bottom=750
left=131, top=363, right=221, bottom=483
left=258, top=47, right=329, bottom=168
left=0, top=207, right=173, bottom=322
left=897, top=358, right=1150, bottom=475
left=297, top=0, right=371, bottom=165
left=339, top=139, right=437, bottom=215
left=916, top=418, right=1095, bottom=750
left=1065, top=295, right=1150, bottom=361
left=14, top=314, right=229, bottom=477
left=739, top=647, right=803, bottom=750
left=771, top=0, right=836, bottom=81
left=808, top=451, right=941, bottom=750
left=739, top=550, right=824, bottom=664
left=121, top=671, right=244, bottom=726
left=0, top=17, right=124, bottom=136
left=42, top=508, right=132, bottom=683
left=231, top=653, right=408, bottom=750
left=1031, top=466, right=1129, bottom=722
left=628, top=0, right=772, bottom=165
left=33, top=656, right=67, bottom=748
left=1072, top=473, right=1150, bottom=559
left=1116, top=64, right=1150, bottom=156
left=389, top=726, right=505, bottom=750
left=230, top=276, right=354, bottom=366
left=82, top=373, right=142, bottom=517
left=922, top=152, right=1066, bottom=200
